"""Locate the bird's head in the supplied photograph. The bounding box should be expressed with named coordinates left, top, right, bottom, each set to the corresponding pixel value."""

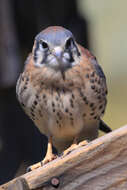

left=32, top=26, right=81, bottom=73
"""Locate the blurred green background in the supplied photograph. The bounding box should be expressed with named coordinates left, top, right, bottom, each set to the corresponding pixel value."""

left=78, top=0, right=127, bottom=130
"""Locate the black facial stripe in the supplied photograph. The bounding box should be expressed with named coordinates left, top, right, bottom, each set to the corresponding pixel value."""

left=67, top=45, right=80, bottom=63
left=40, top=51, right=47, bottom=64
left=74, top=42, right=81, bottom=57
left=69, top=51, right=74, bottom=63
left=41, top=48, right=51, bottom=65
left=76, top=46, right=81, bottom=57
left=34, top=41, right=39, bottom=62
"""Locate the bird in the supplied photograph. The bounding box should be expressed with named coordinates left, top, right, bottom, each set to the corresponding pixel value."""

left=16, top=26, right=111, bottom=171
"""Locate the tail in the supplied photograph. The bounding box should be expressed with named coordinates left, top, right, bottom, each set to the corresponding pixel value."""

left=99, top=120, right=112, bottom=133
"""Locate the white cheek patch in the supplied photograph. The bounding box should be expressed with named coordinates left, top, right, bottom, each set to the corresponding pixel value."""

left=72, top=51, right=80, bottom=66
left=39, top=43, right=43, bottom=51
left=34, top=48, right=44, bottom=67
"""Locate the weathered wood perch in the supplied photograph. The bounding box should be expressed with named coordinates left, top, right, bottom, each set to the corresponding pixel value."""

left=1, top=124, right=127, bottom=190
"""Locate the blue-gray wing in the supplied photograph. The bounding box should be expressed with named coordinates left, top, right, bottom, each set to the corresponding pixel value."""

left=90, top=57, right=106, bottom=79
left=83, top=47, right=106, bottom=79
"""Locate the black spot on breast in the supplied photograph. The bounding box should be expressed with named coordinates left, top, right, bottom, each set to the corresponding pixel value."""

left=83, top=97, right=86, bottom=101
left=24, top=86, right=27, bottom=90
left=72, top=94, right=75, bottom=99
left=31, top=112, right=35, bottom=117
left=99, top=105, right=103, bottom=110
left=90, top=79, right=94, bottom=83
left=98, top=80, right=101, bottom=85
left=32, top=117, right=35, bottom=121
left=83, top=97, right=88, bottom=104
left=53, top=109, right=55, bottom=112
left=101, top=110, right=105, bottom=114
left=69, top=82, right=73, bottom=87
left=79, top=90, right=84, bottom=97
left=26, top=77, right=29, bottom=82
left=25, top=81, right=28, bottom=86
left=93, top=116, right=97, bottom=119
left=52, top=102, right=55, bottom=107
left=91, top=71, right=95, bottom=77
left=70, top=99, right=74, bottom=108
left=97, top=95, right=101, bottom=100
left=32, top=104, right=36, bottom=109
left=90, top=103, right=94, bottom=107
left=91, top=85, right=95, bottom=90
left=31, top=107, right=34, bottom=112
left=57, top=112, right=62, bottom=120
left=56, top=120, right=61, bottom=128
left=43, top=94, right=46, bottom=99
left=22, top=76, right=24, bottom=81
left=70, top=117, right=74, bottom=125
left=36, top=95, right=39, bottom=99
left=34, top=100, right=38, bottom=105
left=90, top=112, right=95, bottom=116
left=59, top=124, right=61, bottom=128
left=65, top=108, right=68, bottom=112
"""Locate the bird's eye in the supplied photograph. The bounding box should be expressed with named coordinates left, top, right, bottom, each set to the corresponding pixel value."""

left=65, top=38, right=74, bottom=49
left=40, top=40, right=48, bottom=49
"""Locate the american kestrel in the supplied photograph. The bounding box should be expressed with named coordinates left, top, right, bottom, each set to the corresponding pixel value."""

left=16, top=26, right=111, bottom=171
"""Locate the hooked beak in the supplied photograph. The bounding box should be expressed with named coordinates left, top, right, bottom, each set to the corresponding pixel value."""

left=52, top=47, right=63, bottom=59
left=52, top=47, right=66, bottom=80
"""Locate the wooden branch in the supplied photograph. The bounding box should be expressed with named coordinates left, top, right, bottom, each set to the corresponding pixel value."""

left=1, top=124, right=127, bottom=190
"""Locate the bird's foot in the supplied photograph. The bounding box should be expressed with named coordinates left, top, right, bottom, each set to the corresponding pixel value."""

left=26, top=153, right=57, bottom=172
left=62, top=140, right=88, bottom=157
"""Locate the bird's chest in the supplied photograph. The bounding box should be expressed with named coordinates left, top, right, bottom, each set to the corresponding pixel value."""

left=20, top=80, right=105, bottom=139
left=28, top=87, right=85, bottom=138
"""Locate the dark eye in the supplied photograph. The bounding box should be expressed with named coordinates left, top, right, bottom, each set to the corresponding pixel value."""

left=65, top=38, right=74, bottom=49
left=40, top=40, right=48, bottom=49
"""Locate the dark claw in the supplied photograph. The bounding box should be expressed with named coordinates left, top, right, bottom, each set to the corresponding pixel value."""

left=60, top=152, right=64, bottom=157
left=40, top=161, right=43, bottom=166
left=26, top=166, right=32, bottom=173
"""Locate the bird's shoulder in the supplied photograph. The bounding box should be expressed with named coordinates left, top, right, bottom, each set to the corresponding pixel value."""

left=78, top=44, right=106, bottom=80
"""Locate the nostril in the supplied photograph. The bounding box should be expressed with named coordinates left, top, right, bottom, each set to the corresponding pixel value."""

left=54, top=51, right=62, bottom=58
left=53, top=47, right=63, bottom=59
